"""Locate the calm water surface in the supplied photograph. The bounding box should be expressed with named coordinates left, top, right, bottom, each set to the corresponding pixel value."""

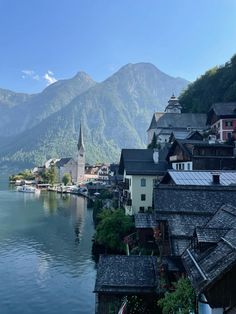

left=0, top=176, right=96, bottom=314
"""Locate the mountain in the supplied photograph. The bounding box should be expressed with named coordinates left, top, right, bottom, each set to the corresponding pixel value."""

left=180, top=54, right=236, bottom=113
left=0, top=63, right=189, bottom=168
left=0, top=88, right=31, bottom=108
left=0, top=72, right=96, bottom=136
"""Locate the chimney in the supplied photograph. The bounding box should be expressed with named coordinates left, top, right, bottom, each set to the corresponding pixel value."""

left=211, top=172, right=220, bottom=184
left=153, top=149, right=159, bottom=164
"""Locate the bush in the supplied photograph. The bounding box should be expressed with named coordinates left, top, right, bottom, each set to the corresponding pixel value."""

left=94, top=209, right=134, bottom=252
left=158, top=278, right=195, bottom=314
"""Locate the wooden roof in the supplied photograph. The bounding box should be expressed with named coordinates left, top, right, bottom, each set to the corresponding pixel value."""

left=94, top=255, right=159, bottom=294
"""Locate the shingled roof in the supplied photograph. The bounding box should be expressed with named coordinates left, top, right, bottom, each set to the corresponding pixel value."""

left=94, top=255, right=159, bottom=294
left=182, top=204, right=236, bottom=296
left=150, top=113, right=206, bottom=130
left=135, top=213, right=158, bottom=228
left=206, top=102, right=236, bottom=125
left=209, top=102, right=236, bottom=116
left=156, top=210, right=212, bottom=256
left=183, top=229, right=236, bottom=295
left=55, top=157, right=73, bottom=168
left=118, top=148, right=169, bottom=175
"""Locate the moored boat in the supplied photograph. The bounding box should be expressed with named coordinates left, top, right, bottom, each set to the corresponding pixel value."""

left=17, top=185, right=40, bottom=194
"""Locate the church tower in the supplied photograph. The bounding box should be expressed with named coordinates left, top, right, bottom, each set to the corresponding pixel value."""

left=76, top=123, right=85, bottom=183
left=164, top=94, right=182, bottom=113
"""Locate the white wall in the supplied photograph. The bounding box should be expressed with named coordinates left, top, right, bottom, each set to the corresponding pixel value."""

left=124, top=173, right=156, bottom=215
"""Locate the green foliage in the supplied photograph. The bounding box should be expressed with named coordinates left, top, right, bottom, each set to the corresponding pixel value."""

left=95, top=209, right=134, bottom=252
left=126, top=296, right=161, bottom=314
left=9, top=169, right=35, bottom=181
left=180, top=53, right=236, bottom=113
left=62, top=173, right=71, bottom=186
left=148, top=133, right=160, bottom=149
left=158, top=278, right=195, bottom=314
left=47, top=162, right=57, bottom=185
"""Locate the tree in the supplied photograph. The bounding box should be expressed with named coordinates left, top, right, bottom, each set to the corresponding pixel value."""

left=62, top=173, right=71, bottom=186
left=95, top=209, right=134, bottom=252
left=48, top=162, right=57, bottom=186
left=148, top=133, right=160, bottom=149
left=158, top=278, right=195, bottom=314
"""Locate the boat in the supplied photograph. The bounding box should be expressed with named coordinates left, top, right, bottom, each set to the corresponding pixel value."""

left=17, top=185, right=40, bottom=194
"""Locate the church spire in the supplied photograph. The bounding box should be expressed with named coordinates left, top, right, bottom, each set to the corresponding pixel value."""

left=78, top=123, right=84, bottom=151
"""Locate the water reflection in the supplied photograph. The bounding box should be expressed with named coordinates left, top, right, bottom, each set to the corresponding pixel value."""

left=0, top=188, right=96, bottom=314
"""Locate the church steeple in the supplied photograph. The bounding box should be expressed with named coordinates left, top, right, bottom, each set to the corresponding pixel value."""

left=78, top=123, right=84, bottom=151
left=76, top=122, right=85, bottom=183
left=164, top=94, right=182, bottom=113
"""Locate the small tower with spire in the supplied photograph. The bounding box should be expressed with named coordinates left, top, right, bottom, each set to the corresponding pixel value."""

left=164, top=94, right=182, bottom=113
left=76, top=123, right=85, bottom=183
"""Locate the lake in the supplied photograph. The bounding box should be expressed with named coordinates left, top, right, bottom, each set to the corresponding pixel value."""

left=0, top=176, right=96, bottom=314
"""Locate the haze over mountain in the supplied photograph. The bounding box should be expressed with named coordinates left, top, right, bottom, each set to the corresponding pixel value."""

left=0, top=63, right=189, bottom=168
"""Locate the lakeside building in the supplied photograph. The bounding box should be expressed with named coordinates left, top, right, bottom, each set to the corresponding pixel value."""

left=118, top=148, right=169, bottom=215
left=56, top=124, right=85, bottom=184
left=94, top=255, right=159, bottom=314
left=166, top=138, right=236, bottom=171
left=207, top=102, right=236, bottom=141
left=147, top=95, right=206, bottom=145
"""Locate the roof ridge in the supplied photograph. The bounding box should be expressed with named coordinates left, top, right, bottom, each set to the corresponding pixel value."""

left=221, top=236, right=236, bottom=250
left=186, top=249, right=208, bottom=281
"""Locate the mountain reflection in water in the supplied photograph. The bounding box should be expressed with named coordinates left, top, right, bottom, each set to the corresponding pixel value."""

left=0, top=181, right=96, bottom=314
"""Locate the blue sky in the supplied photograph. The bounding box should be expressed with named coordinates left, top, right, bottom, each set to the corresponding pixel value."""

left=0, top=0, right=236, bottom=93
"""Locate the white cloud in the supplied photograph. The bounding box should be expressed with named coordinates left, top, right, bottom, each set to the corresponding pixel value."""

left=22, top=69, right=35, bottom=76
left=21, top=69, right=57, bottom=86
left=43, top=71, right=57, bottom=86
left=33, top=74, right=40, bottom=81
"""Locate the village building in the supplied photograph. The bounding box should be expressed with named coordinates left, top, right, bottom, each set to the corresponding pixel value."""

left=147, top=95, right=206, bottom=145
left=167, top=138, right=236, bottom=171
left=152, top=170, right=236, bottom=256
left=207, top=102, right=236, bottom=141
left=182, top=204, right=236, bottom=314
left=118, top=148, right=169, bottom=215
left=94, top=255, right=159, bottom=314
left=56, top=124, right=85, bottom=184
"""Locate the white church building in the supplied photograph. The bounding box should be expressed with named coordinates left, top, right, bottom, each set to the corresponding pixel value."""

left=56, top=124, right=85, bottom=184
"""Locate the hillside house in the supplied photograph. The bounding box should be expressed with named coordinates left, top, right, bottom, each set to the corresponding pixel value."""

left=167, top=139, right=236, bottom=170
left=147, top=95, right=206, bottom=144
left=207, top=102, right=236, bottom=141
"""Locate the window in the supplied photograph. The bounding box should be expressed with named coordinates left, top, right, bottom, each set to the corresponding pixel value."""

left=141, top=194, right=146, bottom=201
left=187, top=163, right=191, bottom=170
left=141, top=178, right=146, bottom=187
left=225, top=121, right=233, bottom=127
left=139, top=207, right=144, bottom=213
